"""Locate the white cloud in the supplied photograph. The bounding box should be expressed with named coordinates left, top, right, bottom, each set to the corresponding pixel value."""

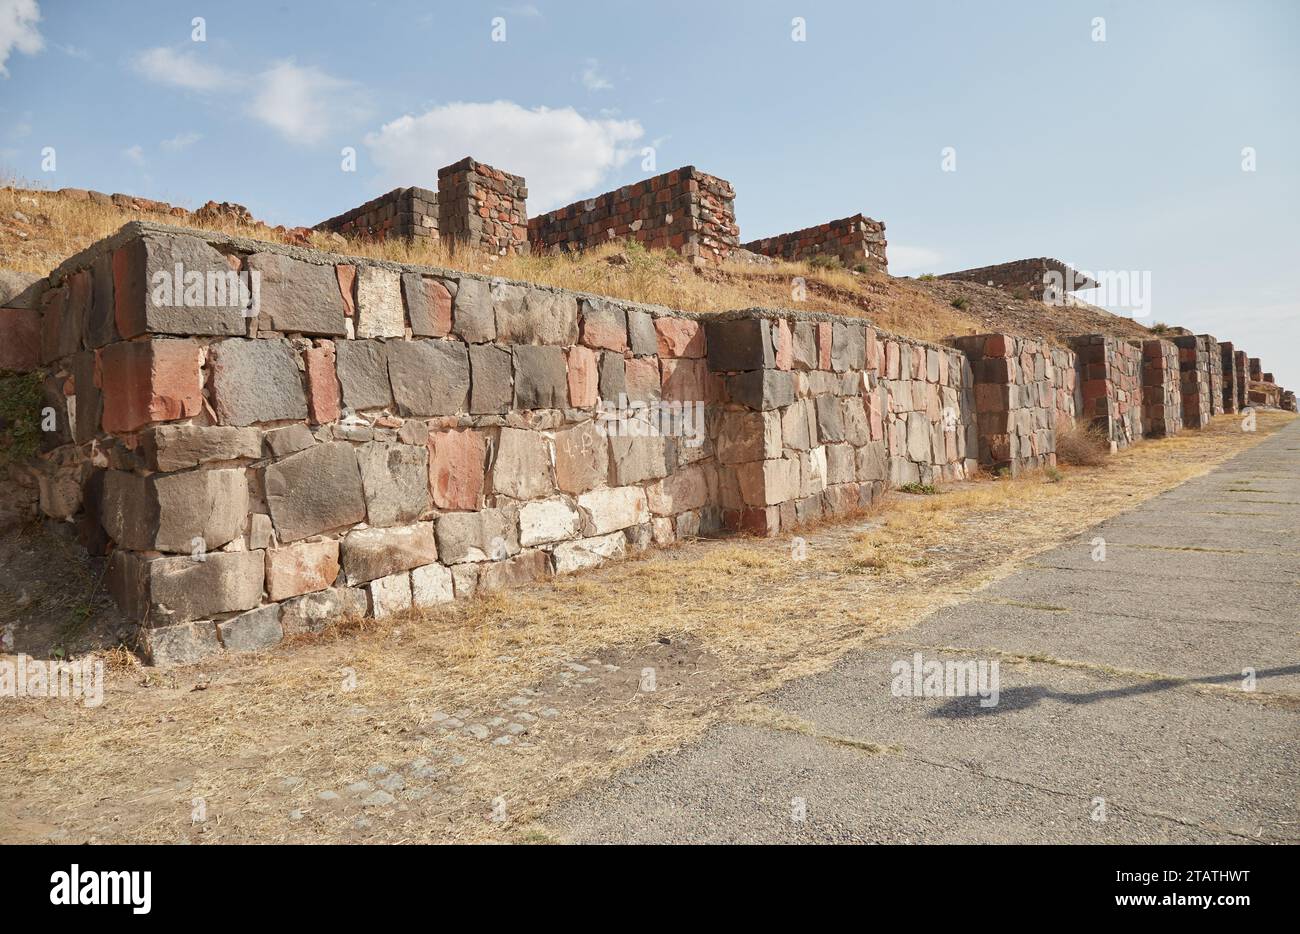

left=160, top=131, right=202, bottom=152
left=133, top=46, right=233, bottom=91
left=888, top=245, right=943, bottom=276
left=121, top=144, right=144, bottom=165
left=581, top=59, right=612, bottom=91
left=0, top=0, right=44, bottom=78
left=364, top=100, right=644, bottom=213
left=248, top=61, right=368, bottom=145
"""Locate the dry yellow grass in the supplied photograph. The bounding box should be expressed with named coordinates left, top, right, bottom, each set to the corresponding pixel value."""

left=1, top=411, right=1290, bottom=845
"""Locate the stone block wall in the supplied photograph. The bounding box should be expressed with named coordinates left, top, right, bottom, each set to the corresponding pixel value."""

left=527, top=167, right=739, bottom=266
left=1070, top=335, right=1143, bottom=449
left=1219, top=342, right=1240, bottom=415
left=938, top=258, right=1097, bottom=299
left=1137, top=339, right=1183, bottom=438
left=1174, top=335, right=1212, bottom=428
left=315, top=186, right=439, bottom=246
left=947, top=334, right=1074, bottom=475
left=1234, top=350, right=1249, bottom=410
left=701, top=311, right=973, bottom=535
left=741, top=214, right=888, bottom=274
left=436, top=157, right=529, bottom=257
left=1200, top=335, right=1225, bottom=417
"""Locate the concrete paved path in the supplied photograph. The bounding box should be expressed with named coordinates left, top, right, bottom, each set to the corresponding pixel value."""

left=549, top=420, right=1300, bottom=843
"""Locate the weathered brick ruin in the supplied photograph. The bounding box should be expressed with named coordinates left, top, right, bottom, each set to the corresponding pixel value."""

left=436, top=157, right=529, bottom=256
left=1200, top=334, right=1225, bottom=418
left=741, top=214, right=888, bottom=273
left=1138, top=339, right=1183, bottom=438
left=939, top=258, right=1098, bottom=300
left=1175, top=335, right=1213, bottom=429
left=314, top=186, right=439, bottom=247
left=1070, top=335, right=1143, bottom=449
left=948, top=334, right=1074, bottom=475
left=1234, top=350, right=1249, bottom=410
left=1219, top=341, right=1240, bottom=415
left=527, top=167, right=738, bottom=266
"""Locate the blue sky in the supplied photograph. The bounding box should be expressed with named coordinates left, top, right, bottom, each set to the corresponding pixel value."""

left=2, top=0, right=1297, bottom=386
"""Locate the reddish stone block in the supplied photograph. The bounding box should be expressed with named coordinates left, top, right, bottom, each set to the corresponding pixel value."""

left=422, top=278, right=453, bottom=337
left=865, top=328, right=879, bottom=373
left=336, top=265, right=357, bottom=318
left=817, top=322, right=833, bottom=370
left=99, top=338, right=202, bottom=434
left=427, top=428, right=485, bottom=510
left=625, top=356, right=661, bottom=400
left=984, top=334, right=1010, bottom=358
left=661, top=358, right=707, bottom=401
left=774, top=319, right=793, bottom=371
left=304, top=341, right=341, bottom=424
left=655, top=317, right=704, bottom=358
left=0, top=307, right=41, bottom=371
left=567, top=345, right=598, bottom=408
left=885, top=341, right=900, bottom=379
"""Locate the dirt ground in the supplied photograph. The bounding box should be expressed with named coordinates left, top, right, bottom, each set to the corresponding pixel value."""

left=1, top=411, right=1290, bottom=844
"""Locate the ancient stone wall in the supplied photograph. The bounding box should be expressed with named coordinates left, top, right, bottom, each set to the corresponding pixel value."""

left=315, top=186, right=439, bottom=246
left=1137, top=339, right=1182, bottom=438
left=1234, top=350, right=1249, bottom=410
left=436, top=157, right=529, bottom=257
left=1200, top=335, right=1225, bottom=417
left=1174, top=335, right=1212, bottom=428
left=1219, top=342, right=1240, bottom=415
left=947, top=334, right=1074, bottom=475
left=699, top=311, right=973, bottom=535
left=1070, top=335, right=1143, bottom=448
left=741, top=214, right=888, bottom=274
left=527, top=167, right=738, bottom=266
left=938, top=258, right=1097, bottom=300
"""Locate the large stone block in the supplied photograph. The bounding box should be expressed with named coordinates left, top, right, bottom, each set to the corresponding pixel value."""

left=358, top=441, right=429, bottom=526
left=715, top=409, right=782, bottom=464
left=279, top=586, right=367, bottom=635
left=99, top=338, right=202, bottom=434
left=727, top=369, right=793, bottom=410
left=304, top=342, right=341, bottom=424
left=553, top=531, right=626, bottom=574
left=645, top=466, right=709, bottom=516
left=427, top=428, right=486, bottom=510
left=814, top=395, right=846, bottom=443
left=355, top=266, right=404, bottom=338
left=146, top=550, right=265, bottom=624
left=608, top=433, right=669, bottom=485
left=411, top=562, right=454, bottom=606
left=580, top=298, right=628, bottom=352
left=142, top=620, right=221, bottom=666
left=113, top=234, right=249, bottom=338
left=513, top=345, right=568, bottom=409
left=402, top=273, right=453, bottom=338
left=492, top=427, right=553, bottom=499
left=342, top=523, right=439, bottom=585
left=626, top=308, right=658, bottom=356
left=209, top=338, right=308, bottom=426
left=265, top=539, right=340, bottom=601
left=468, top=342, right=513, bottom=414
left=554, top=421, right=609, bottom=494
left=451, top=277, right=495, bottom=343
left=0, top=307, right=41, bottom=371
left=519, top=497, right=581, bottom=546
left=578, top=486, right=649, bottom=535
left=217, top=604, right=283, bottom=653
left=101, top=467, right=249, bottom=553
left=478, top=549, right=552, bottom=592
left=655, top=317, right=705, bottom=358
left=248, top=252, right=348, bottom=336
left=494, top=284, right=578, bottom=345
left=387, top=339, right=470, bottom=416
left=146, top=424, right=261, bottom=471
left=737, top=458, right=800, bottom=506
left=598, top=351, right=625, bottom=399
left=369, top=571, right=413, bottom=617
left=705, top=317, right=774, bottom=372
left=567, top=345, right=599, bottom=408
left=435, top=508, right=519, bottom=563
left=334, top=340, right=391, bottom=411
left=265, top=441, right=367, bottom=542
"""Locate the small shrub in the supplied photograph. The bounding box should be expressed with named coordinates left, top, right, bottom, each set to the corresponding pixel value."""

left=917, top=274, right=935, bottom=281
left=853, top=263, right=871, bottom=274
left=1044, top=466, right=1063, bottom=483
left=898, top=481, right=939, bottom=495
left=808, top=253, right=842, bottom=270
left=0, top=370, right=44, bottom=466
left=1055, top=422, right=1110, bottom=467
left=1150, top=321, right=1169, bottom=335
left=950, top=297, right=968, bottom=310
